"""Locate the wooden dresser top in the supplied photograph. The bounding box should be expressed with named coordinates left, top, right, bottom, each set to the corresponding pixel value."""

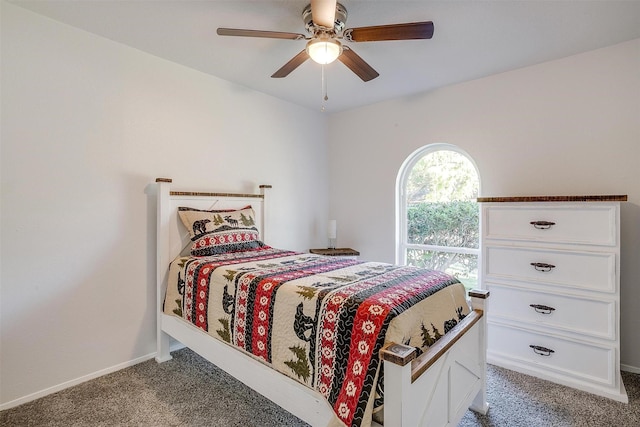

left=477, top=195, right=627, bottom=203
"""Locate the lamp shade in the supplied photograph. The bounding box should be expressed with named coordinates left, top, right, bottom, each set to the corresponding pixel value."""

left=306, top=39, right=342, bottom=64
left=328, top=220, right=337, bottom=239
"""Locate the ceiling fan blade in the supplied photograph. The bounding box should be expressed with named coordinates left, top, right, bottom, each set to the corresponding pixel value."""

left=271, top=50, right=310, bottom=78
left=338, top=46, right=379, bottom=82
left=311, top=0, right=337, bottom=28
left=217, top=28, right=305, bottom=40
left=343, top=21, right=434, bottom=42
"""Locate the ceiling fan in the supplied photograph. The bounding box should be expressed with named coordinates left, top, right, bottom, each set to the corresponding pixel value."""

left=217, top=0, right=434, bottom=82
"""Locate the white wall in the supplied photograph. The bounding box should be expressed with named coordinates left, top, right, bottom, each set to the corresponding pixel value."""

left=0, top=3, right=329, bottom=407
left=327, top=38, right=640, bottom=370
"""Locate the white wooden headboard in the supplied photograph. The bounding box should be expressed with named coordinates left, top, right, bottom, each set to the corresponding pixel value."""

left=155, top=178, right=271, bottom=336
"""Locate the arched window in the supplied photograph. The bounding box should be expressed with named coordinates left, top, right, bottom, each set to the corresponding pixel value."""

left=396, top=144, right=480, bottom=289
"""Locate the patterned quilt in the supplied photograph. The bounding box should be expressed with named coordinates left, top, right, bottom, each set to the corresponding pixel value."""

left=164, top=246, right=470, bottom=427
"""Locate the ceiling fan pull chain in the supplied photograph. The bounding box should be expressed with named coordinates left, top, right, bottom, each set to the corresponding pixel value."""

left=321, top=64, right=329, bottom=111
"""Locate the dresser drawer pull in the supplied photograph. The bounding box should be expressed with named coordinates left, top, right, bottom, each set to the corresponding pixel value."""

left=530, top=345, right=555, bottom=357
left=530, top=220, right=556, bottom=229
left=530, top=262, right=556, bottom=272
left=529, top=304, right=556, bottom=314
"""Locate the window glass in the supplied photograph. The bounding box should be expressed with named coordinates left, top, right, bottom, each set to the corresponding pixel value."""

left=398, top=146, right=480, bottom=289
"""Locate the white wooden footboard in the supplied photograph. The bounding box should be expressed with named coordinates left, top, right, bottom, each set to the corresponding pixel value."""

left=154, top=178, right=489, bottom=427
left=381, top=290, right=489, bottom=427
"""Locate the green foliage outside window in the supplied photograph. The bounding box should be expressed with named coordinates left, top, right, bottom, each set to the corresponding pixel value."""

left=406, top=150, right=478, bottom=203
left=404, top=149, right=479, bottom=288
left=407, top=201, right=479, bottom=248
left=407, top=202, right=479, bottom=287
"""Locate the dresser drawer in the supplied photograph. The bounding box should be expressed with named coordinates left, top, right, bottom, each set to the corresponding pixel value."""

left=488, top=323, right=615, bottom=387
left=483, top=205, right=617, bottom=246
left=484, top=246, right=615, bottom=293
left=485, top=283, right=615, bottom=340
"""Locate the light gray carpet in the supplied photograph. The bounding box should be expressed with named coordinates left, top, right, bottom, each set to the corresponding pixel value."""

left=2, top=348, right=639, bottom=426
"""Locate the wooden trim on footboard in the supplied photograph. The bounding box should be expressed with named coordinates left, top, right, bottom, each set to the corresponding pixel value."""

left=411, top=309, right=483, bottom=381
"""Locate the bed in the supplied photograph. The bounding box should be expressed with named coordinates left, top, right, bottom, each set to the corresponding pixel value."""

left=155, top=178, right=489, bottom=427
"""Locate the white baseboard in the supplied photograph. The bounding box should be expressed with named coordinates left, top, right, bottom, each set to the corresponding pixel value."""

left=621, top=363, right=640, bottom=374
left=0, top=352, right=156, bottom=411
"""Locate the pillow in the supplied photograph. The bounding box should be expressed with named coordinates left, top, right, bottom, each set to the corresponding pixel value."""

left=178, top=206, right=264, bottom=256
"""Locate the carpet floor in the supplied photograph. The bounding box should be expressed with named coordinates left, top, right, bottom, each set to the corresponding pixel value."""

left=2, top=348, right=639, bottom=426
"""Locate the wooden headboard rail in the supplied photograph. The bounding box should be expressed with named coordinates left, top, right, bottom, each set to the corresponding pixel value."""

left=156, top=178, right=272, bottom=199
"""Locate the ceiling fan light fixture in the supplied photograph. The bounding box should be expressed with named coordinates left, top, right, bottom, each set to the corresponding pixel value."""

left=306, top=38, right=342, bottom=64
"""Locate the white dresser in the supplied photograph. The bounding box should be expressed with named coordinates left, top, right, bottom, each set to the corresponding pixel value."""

left=478, top=195, right=627, bottom=402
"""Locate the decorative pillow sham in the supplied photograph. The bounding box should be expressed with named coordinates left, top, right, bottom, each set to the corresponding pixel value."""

left=178, top=206, right=264, bottom=256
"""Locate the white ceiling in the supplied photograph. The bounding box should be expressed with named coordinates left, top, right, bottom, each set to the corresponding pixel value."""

left=9, top=0, right=640, bottom=113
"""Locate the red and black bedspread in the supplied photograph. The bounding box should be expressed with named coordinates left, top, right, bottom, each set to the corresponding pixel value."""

left=164, top=246, right=470, bottom=427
